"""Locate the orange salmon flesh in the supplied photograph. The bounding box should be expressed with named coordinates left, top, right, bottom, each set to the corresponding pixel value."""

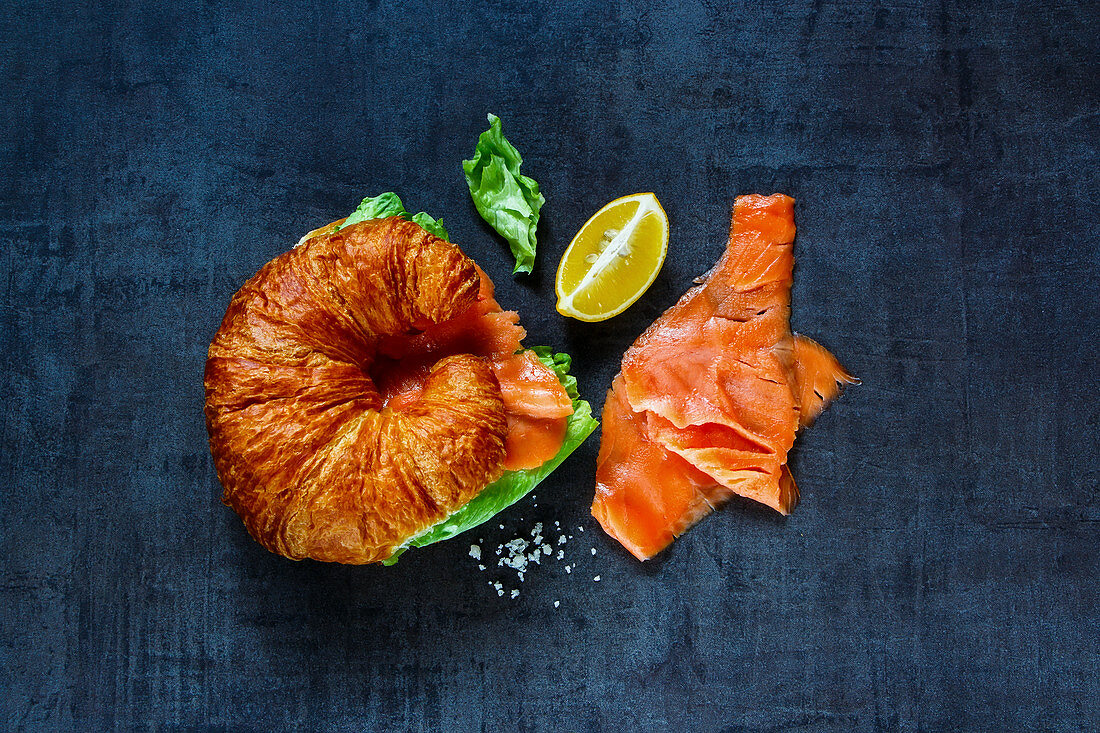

left=592, top=194, right=857, bottom=560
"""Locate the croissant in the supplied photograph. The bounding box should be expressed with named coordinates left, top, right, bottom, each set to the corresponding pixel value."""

left=204, top=217, right=535, bottom=564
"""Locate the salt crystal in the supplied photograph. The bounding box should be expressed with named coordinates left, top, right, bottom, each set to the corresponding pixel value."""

left=556, top=550, right=564, bottom=560
left=469, top=545, right=481, bottom=560
left=542, top=544, right=551, bottom=556
left=478, top=564, right=485, bottom=571
left=558, top=535, right=566, bottom=545
left=591, top=548, right=596, bottom=556
left=565, top=566, right=571, bottom=574
left=554, top=601, right=560, bottom=608
left=511, top=589, right=519, bottom=599
left=593, top=575, right=601, bottom=582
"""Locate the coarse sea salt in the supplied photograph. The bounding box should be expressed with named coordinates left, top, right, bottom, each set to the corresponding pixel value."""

left=483, top=517, right=594, bottom=599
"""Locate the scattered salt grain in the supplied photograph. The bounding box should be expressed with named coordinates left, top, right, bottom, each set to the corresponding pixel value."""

left=469, top=545, right=481, bottom=560
left=591, top=548, right=596, bottom=556
left=478, top=564, right=485, bottom=571
left=511, top=589, right=520, bottom=599
left=593, top=575, right=601, bottom=582
left=554, top=601, right=560, bottom=608
left=488, top=518, right=587, bottom=595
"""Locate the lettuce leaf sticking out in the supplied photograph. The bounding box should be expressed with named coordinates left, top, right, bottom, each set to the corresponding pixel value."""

left=336, top=192, right=449, bottom=241
left=383, top=347, right=598, bottom=565
left=462, top=114, right=545, bottom=275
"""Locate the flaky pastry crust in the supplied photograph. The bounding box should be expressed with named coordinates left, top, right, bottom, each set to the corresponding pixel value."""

left=204, top=218, right=508, bottom=563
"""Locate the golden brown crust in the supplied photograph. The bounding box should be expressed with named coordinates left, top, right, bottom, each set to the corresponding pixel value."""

left=204, top=217, right=507, bottom=564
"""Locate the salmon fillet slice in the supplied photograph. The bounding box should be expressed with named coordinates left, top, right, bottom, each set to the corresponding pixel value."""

left=592, top=194, right=856, bottom=560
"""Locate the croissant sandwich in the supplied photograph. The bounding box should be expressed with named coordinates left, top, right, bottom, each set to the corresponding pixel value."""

left=204, top=195, right=597, bottom=564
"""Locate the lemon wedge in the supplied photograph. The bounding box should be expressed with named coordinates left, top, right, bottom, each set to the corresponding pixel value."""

left=555, top=193, right=669, bottom=322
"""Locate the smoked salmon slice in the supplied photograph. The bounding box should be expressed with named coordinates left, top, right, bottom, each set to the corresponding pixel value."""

left=592, top=194, right=856, bottom=560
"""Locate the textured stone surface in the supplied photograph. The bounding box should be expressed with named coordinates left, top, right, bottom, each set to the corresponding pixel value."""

left=2, top=1, right=1098, bottom=730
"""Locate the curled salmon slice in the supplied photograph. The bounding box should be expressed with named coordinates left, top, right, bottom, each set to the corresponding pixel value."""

left=494, top=350, right=574, bottom=470
left=592, top=194, right=855, bottom=560
left=493, top=351, right=574, bottom=419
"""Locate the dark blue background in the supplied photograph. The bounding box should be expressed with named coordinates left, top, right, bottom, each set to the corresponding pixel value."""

left=3, top=1, right=1098, bottom=730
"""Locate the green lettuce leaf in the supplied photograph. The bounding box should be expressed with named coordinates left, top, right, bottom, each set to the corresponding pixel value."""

left=462, top=113, right=545, bottom=275
left=410, top=211, right=449, bottom=241
left=336, top=192, right=449, bottom=241
left=383, top=348, right=598, bottom=565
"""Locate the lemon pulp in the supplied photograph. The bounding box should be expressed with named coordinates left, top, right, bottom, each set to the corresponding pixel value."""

left=555, top=193, right=668, bottom=322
